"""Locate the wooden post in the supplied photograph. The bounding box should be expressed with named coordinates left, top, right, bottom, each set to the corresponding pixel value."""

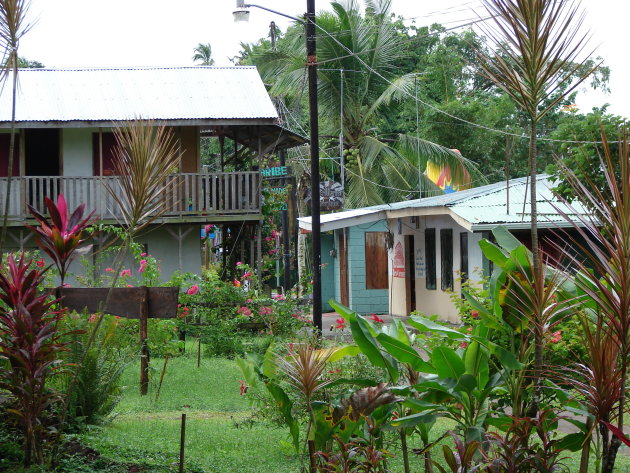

left=140, top=286, right=150, bottom=395
left=197, top=338, right=201, bottom=368
left=179, top=413, right=186, bottom=473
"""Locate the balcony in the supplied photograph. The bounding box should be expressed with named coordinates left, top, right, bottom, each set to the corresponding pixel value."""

left=0, top=172, right=261, bottom=224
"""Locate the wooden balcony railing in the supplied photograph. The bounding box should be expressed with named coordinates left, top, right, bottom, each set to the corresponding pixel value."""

left=0, top=172, right=261, bottom=221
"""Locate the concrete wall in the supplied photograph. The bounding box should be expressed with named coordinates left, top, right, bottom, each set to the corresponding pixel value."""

left=5, top=223, right=203, bottom=285
left=388, top=215, right=485, bottom=322
left=59, top=126, right=200, bottom=177
left=62, top=128, right=98, bottom=176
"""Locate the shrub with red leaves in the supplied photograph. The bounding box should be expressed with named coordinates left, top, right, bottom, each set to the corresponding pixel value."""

left=26, top=193, right=96, bottom=284
left=0, top=253, right=67, bottom=466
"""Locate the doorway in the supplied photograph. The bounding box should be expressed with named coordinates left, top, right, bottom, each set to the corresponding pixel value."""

left=405, top=235, right=416, bottom=314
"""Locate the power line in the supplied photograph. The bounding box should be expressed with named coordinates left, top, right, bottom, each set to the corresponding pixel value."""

left=312, top=19, right=614, bottom=145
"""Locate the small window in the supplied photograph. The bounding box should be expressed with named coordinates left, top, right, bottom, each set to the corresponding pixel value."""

left=441, top=229, right=453, bottom=291
left=365, top=232, right=388, bottom=289
left=425, top=228, right=436, bottom=290
left=460, top=232, right=468, bottom=285
left=92, top=132, right=120, bottom=176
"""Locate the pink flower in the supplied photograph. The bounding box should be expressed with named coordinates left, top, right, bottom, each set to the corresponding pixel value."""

left=369, top=314, right=385, bottom=324
left=187, top=285, right=199, bottom=295
left=89, top=313, right=98, bottom=323
left=271, top=229, right=278, bottom=238
left=273, top=294, right=286, bottom=301
left=138, top=259, right=148, bottom=273
left=550, top=330, right=562, bottom=343
left=120, top=269, right=132, bottom=277
left=36, top=258, right=45, bottom=268
left=126, top=284, right=134, bottom=287
left=236, top=261, right=242, bottom=266
left=241, top=271, right=252, bottom=280
left=459, top=341, right=469, bottom=349
left=259, top=306, right=272, bottom=316
left=237, top=306, right=252, bottom=317
left=246, top=298, right=252, bottom=303
left=233, top=279, right=241, bottom=287
left=268, top=249, right=278, bottom=255
left=141, top=252, right=147, bottom=257
left=105, top=267, right=114, bottom=273
left=62, top=283, right=71, bottom=287
left=467, top=326, right=473, bottom=333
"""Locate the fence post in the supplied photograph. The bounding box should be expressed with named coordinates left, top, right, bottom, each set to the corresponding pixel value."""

left=140, top=286, right=150, bottom=395
left=179, top=413, right=187, bottom=473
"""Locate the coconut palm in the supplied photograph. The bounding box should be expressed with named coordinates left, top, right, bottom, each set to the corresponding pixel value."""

left=252, top=0, right=482, bottom=208
left=475, top=0, right=597, bottom=419
left=192, top=42, right=215, bottom=66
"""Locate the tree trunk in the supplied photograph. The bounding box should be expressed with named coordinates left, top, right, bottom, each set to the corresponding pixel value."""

left=526, top=119, right=542, bottom=419
left=0, top=57, right=19, bottom=251
left=400, top=430, right=410, bottom=473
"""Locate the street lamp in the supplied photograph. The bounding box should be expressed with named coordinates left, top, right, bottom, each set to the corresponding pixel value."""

left=233, top=0, right=323, bottom=334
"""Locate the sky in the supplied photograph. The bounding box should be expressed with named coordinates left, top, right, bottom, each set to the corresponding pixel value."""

left=18, top=0, right=630, bottom=117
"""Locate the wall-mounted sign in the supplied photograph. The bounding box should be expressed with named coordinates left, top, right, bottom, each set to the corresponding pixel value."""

left=393, top=241, right=405, bottom=278
left=415, top=248, right=425, bottom=278
left=261, top=166, right=290, bottom=179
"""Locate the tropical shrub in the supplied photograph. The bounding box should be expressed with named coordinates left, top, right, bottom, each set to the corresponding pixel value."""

left=0, top=254, right=67, bottom=466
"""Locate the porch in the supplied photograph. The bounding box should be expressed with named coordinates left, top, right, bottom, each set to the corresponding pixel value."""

left=0, top=172, right=262, bottom=224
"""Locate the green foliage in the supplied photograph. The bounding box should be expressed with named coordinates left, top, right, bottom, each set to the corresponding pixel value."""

left=55, top=313, right=133, bottom=429
left=547, top=109, right=627, bottom=204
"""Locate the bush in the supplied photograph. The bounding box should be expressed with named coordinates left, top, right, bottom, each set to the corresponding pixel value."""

left=57, top=313, right=132, bottom=429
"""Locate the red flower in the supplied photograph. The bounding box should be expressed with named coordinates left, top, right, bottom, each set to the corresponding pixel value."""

left=36, top=258, right=45, bottom=268
left=550, top=330, right=562, bottom=343
left=369, top=314, right=385, bottom=324
left=334, top=318, right=346, bottom=330
left=459, top=341, right=469, bottom=349
left=471, top=310, right=479, bottom=319
left=239, top=380, right=249, bottom=396
left=186, top=285, right=199, bottom=295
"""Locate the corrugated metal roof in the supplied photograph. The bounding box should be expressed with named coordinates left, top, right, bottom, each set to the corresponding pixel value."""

left=299, top=175, right=589, bottom=231
left=0, top=66, right=279, bottom=123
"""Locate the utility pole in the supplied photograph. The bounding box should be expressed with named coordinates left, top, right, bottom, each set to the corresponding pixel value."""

left=306, top=0, right=322, bottom=334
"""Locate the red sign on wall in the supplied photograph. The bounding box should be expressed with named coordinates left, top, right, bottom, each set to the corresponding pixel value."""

left=393, top=241, right=405, bottom=278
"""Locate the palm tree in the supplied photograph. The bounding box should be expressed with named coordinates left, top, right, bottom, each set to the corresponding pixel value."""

left=192, top=42, right=215, bottom=66
left=475, top=0, right=597, bottom=418
left=252, top=0, right=482, bottom=208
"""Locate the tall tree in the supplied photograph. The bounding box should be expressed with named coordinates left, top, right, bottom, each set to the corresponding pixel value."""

left=192, top=42, right=215, bottom=66
left=475, top=0, right=597, bottom=418
left=249, top=0, right=481, bottom=208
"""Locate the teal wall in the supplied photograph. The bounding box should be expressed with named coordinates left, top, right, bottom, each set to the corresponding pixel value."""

left=321, top=233, right=335, bottom=312
left=322, top=220, right=389, bottom=315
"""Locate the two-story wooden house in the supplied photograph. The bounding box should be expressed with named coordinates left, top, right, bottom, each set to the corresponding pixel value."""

left=0, top=66, right=304, bottom=280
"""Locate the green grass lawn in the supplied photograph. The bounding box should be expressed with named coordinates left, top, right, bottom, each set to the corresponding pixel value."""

left=78, top=348, right=630, bottom=473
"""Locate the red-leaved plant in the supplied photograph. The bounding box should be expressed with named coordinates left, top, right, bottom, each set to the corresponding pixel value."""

left=0, top=253, right=67, bottom=466
left=554, top=127, right=630, bottom=473
left=26, top=193, right=96, bottom=284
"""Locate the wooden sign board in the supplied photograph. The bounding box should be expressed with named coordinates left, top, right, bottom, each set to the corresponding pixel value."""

left=59, top=287, right=179, bottom=319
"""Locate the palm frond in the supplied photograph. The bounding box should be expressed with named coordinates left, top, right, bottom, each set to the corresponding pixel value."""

left=106, top=118, right=182, bottom=235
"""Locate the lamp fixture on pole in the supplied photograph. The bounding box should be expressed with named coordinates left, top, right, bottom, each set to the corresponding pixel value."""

left=232, top=0, right=322, bottom=335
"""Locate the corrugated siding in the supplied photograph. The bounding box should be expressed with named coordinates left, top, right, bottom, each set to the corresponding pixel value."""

left=0, top=66, right=278, bottom=122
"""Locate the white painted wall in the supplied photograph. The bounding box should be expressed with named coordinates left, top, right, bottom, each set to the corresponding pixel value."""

left=388, top=215, right=486, bottom=322
left=62, top=128, right=99, bottom=176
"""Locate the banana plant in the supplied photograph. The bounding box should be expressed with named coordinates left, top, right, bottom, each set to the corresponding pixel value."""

left=463, top=225, right=577, bottom=418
